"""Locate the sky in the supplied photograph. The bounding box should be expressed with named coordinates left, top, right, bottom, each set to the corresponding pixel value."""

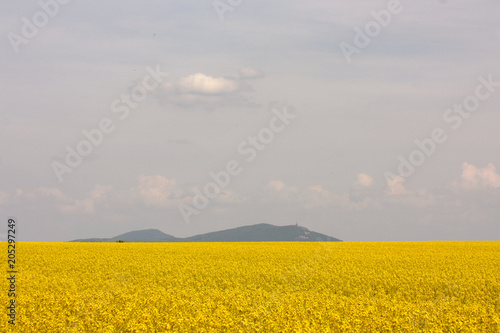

left=1, top=0, right=499, bottom=242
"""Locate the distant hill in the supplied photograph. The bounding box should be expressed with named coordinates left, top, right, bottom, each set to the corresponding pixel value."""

left=110, top=229, right=176, bottom=242
left=182, top=224, right=340, bottom=242
left=71, top=229, right=176, bottom=243
left=70, top=224, right=341, bottom=242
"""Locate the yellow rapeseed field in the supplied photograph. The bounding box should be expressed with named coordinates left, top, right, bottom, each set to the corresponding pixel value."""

left=2, top=241, right=499, bottom=332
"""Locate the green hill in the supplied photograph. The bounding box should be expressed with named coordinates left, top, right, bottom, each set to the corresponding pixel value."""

left=70, top=223, right=341, bottom=242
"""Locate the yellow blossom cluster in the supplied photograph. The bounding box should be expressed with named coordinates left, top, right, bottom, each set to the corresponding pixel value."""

left=2, top=241, right=499, bottom=332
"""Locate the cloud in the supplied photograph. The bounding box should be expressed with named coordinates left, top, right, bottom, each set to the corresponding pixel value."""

left=386, top=175, right=407, bottom=195
left=0, top=186, right=107, bottom=215
left=301, top=185, right=336, bottom=209
left=453, top=162, right=500, bottom=190
left=60, top=185, right=112, bottom=215
left=357, top=173, right=374, bottom=187
left=266, top=180, right=288, bottom=192
left=264, top=180, right=378, bottom=210
left=2, top=176, right=184, bottom=216
left=238, top=67, right=265, bottom=80
left=157, top=71, right=257, bottom=109
left=264, top=180, right=299, bottom=202
left=131, top=175, right=181, bottom=208
left=60, top=176, right=184, bottom=214
left=178, top=73, right=240, bottom=95
left=264, top=180, right=326, bottom=208
left=17, top=187, right=73, bottom=208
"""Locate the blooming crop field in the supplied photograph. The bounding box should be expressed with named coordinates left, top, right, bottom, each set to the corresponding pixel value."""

left=2, top=241, right=499, bottom=332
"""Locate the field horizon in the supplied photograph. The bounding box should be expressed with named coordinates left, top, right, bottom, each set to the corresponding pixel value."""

left=3, top=241, right=499, bottom=332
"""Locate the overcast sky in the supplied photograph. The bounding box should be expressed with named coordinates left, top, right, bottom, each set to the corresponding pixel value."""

left=1, top=0, right=499, bottom=242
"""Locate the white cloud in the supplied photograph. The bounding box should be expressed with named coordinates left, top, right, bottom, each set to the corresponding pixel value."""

left=238, top=67, right=265, bottom=79
left=3, top=176, right=184, bottom=216
left=266, top=180, right=287, bottom=192
left=60, top=185, right=112, bottom=215
left=178, top=73, right=240, bottom=95
left=386, top=175, right=407, bottom=196
left=300, top=185, right=336, bottom=209
left=157, top=71, right=257, bottom=109
left=0, top=186, right=106, bottom=215
left=131, top=175, right=181, bottom=208
left=357, top=173, right=374, bottom=187
left=454, top=162, right=500, bottom=190
left=264, top=180, right=299, bottom=202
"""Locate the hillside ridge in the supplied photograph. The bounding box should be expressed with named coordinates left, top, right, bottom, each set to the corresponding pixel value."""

left=70, top=223, right=341, bottom=242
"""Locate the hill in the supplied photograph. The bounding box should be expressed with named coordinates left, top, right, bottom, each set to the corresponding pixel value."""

left=182, top=223, right=339, bottom=242
left=70, top=223, right=341, bottom=242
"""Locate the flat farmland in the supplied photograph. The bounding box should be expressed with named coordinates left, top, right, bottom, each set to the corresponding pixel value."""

left=2, top=242, right=499, bottom=332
